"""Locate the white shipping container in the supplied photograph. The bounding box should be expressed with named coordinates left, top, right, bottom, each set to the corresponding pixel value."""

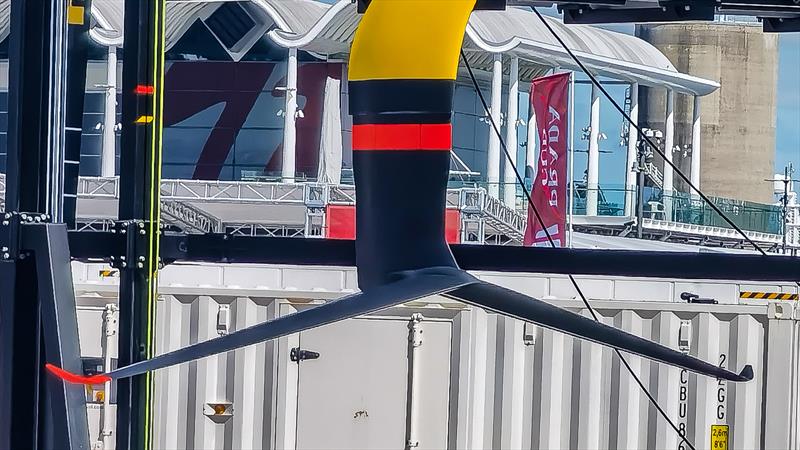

left=72, top=263, right=800, bottom=450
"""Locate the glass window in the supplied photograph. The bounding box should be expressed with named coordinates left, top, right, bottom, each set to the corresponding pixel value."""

left=164, top=163, right=235, bottom=181
left=235, top=62, right=283, bottom=93
left=163, top=127, right=218, bottom=164
left=83, top=92, right=106, bottom=114
left=165, top=61, right=236, bottom=92
left=241, top=93, right=284, bottom=129
left=474, top=118, right=489, bottom=153
left=452, top=113, right=477, bottom=150
left=79, top=155, right=101, bottom=176
left=166, top=100, right=225, bottom=128
left=82, top=113, right=105, bottom=134
left=162, top=163, right=197, bottom=180
left=454, top=85, right=476, bottom=115
left=454, top=147, right=484, bottom=176
left=80, top=135, right=102, bottom=157
left=232, top=164, right=271, bottom=181
left=234, top=129, right=282, bottom=166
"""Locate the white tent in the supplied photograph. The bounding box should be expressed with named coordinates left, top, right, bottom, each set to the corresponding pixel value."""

left=317, top=76, right=343, bottom=184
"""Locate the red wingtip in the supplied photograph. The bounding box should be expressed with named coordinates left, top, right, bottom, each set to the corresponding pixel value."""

left=45, top=363, right=111, bottom=385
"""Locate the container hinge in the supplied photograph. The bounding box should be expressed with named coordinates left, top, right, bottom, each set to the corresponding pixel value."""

left=768, top=301, right=797, bottom=321
left=290, top=347, right=320, bottom=362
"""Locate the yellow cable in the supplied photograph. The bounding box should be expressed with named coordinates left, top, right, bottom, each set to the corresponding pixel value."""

left=144, top=1, right=166, bottom=449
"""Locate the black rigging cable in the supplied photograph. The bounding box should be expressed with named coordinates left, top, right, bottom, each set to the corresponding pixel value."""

left=528, top=7, right=769, bottom=256
left=460, top=50, right=698, bottom=450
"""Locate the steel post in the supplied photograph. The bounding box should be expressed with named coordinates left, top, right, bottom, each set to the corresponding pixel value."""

left=116, top=1, right=166, bottom=449
left=586, top=83, right=600, bottom=216
left=624, top=82, right=639, bottom=216
left=487, top=53, right=502, bottom=199
left=282, top=47, right=298, bottom=183
left=663, top=89, right=675, bottom=218
left=503, top=57, right=519, bottom=208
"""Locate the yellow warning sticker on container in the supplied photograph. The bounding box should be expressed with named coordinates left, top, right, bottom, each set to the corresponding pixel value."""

left=740, top=291, right=798, bottom=300
left=67, top=5, right=84, bottom=25
left=711, top=424, right=729, bottom=450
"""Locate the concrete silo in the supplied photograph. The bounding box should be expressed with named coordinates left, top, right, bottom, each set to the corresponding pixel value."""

left=637, top=22, right=779, bottom=204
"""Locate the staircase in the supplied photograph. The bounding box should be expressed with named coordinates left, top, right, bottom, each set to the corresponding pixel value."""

left=459, top=188, right=526, bottom=242
left=161, top=200, right=223, bottom=234
left=643, top=161, right=664, bottom=189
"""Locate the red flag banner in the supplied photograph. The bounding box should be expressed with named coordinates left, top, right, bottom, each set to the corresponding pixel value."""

left=524, top=72, right=570, bottom=247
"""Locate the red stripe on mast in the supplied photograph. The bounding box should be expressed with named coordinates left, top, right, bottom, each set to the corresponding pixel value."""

left=352, top=123, right=452, bottom=151
left=134, top=85, right=155, bottom=95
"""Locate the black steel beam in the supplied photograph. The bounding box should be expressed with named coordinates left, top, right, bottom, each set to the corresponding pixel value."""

left=763, top=17, right=800, bottom=32
left=4, top=1, right=51, bottom=213
left=2, top=1, right=54, bottom=448
left=518, top=1, right=798, bottom=23
left=116, top=0, right=165, bottom=449
left=561, top=4, right=715, bottom=24
left=67, top=232, right=800, bottom=282
left=2, top=2, right=89, bottom=448
left=24, top=224, right=91, bottom=450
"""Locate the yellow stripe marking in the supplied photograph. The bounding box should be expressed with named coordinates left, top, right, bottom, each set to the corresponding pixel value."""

left=349, top=0, right=476, bottom=81
left=740, top=292, right=798, bottom=300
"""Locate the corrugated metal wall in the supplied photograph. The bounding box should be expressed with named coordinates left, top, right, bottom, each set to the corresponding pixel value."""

left=151, top=295, right=279, bottom=450
left=72, top=263, right=800, bottom=450
left=144, top=296, right=771, bottom=450
left=468, top=306, right=765, bottom=450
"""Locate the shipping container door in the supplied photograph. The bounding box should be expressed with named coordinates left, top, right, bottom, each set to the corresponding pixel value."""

left=294, top=315, right=452, bottom=450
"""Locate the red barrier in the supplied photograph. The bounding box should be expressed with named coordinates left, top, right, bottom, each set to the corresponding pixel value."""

left=445, top=208, right=461, bottom=244
left=326, top=205, right=356, bottom=240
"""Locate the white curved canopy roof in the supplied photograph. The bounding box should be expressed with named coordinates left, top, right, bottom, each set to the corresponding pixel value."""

left=0, top=0, right=717, bottom=95
left=0, top=0, right=228, bottom=51
left=90, top=0, right=225, bottom=50
left=268, top=1, right=719, bottom=95
left=0, top=0, right=324, bottom=54
left=87, top=0, right=329, bottom=51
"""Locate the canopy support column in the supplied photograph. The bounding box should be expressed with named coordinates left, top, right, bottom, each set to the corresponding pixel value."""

left=586, top=83, right=600, bottom=216
left=101, top=46, right=117, bottom=178
left=624, top=82, right=639, bottom=217
left=487, top=53, right=502, bottom=199
left=691, top=95, right=701, bottom=192
left=663, top=89, right=675, bottom=218
left=282, top=47, right=298, bottom=183
left=503, top=56, right=519, bottom=208
left=525, top=88, right=537, bottom=188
